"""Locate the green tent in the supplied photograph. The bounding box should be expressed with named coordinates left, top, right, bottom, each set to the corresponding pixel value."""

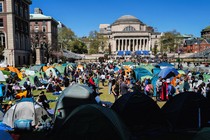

left=122, top=61, right=135, bottom=66
left=19, top=76, right=42, bottom=87
left=55, top=65, right=66, bottom=74
left=52, top=104, right=130, bottom=140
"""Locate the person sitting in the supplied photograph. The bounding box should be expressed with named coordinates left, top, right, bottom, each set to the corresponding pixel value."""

left=53, top=82, right=62, bottom=95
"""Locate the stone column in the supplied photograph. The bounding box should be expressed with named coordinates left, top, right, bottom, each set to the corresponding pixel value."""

left=35, top=47, right=41, bottom=65
left=122, top=39, right=124, bottom=51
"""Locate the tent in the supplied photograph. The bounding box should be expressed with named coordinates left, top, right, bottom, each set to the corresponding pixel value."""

left=19, top=76, right=42, bottom=88
left=134, top=67, right=153, bottom=81
left=111, top=92, right=167, bottom=135
left=0, top=130, right=13, bottom=140
left=0, top=70, right=6, bottom=82
left=161, top=92, right=210, bottom=130
left=156, top=62, right=174, bottom=69
left=51, top=104, right=130, bottom=140
left=193, top=127, right=210, bottom=140
left=2, top=98, right=49, bottom=128
left=54, top=65, right=65, bottom=74
left=158, top=67, right=179, bottom=79
left=0, top=105, right=4, bottom=121
left=53, top=84, right=97, bottom=132
left=45, top=67, right=61, bottom=78
left=29, top=65, right=43, bottom=72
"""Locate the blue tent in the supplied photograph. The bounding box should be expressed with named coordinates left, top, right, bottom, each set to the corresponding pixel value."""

left=134, top=68, right=153, bottom=81
left=0, top=130, right=13, bottom=140
left=135, top=50, right=142, bottom=55
left=158, top=67, right=179, bottom=79
left=117, top=51, right=124, bottom=56
left=125, top=51, right=131, bottom=55
left=152, top=67, right=161, bottom=75
left=142, top=50, right=150, bottom=55
left=156, top=62, right=174, bottom=68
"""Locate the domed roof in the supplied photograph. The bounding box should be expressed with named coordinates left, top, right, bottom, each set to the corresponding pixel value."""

left=112, top=15, right=143, bottom=26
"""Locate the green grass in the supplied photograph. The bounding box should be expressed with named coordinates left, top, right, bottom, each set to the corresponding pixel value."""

left=29, top=81, right=165, bottom=109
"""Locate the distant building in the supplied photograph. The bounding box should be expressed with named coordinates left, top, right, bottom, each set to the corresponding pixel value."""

left=0, top=0, right=32, bottom=66
left=99, top=15, right=161, bottom=55
left=30, top=8, right=58, bottom=64
left=183, top=38, right=210, bottom=53
left=201, top=26, right=210, bottom=39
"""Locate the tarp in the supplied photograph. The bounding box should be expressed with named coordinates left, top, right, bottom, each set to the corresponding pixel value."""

left=134, top=67, right=153, bottom=81
left=111, top=92, right=166, bottom=135
left=53, top=84, right=97, bottom=132
left=52, top=104, right=130, bottom=140
left=161, top=92, right=210, bottom=130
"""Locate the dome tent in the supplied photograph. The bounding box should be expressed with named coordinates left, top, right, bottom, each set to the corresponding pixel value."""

left=51, top=104, right=130, bottom=140
left=111, top=92, right=167, bottom=138
left=52, top=84, right=97, bottom=132
left=161, top=92, right=210, bottom=130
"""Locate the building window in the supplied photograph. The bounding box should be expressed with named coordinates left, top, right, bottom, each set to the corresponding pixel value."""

left=42, top=26, right=46, bottom=32
left=18, top=56, right=21, bottom=65
left=23, top=56, right=25, bottom=64
left=0, top=3, right=3, bottom=12
left=0, top=19, right=3, bottom=27
left=34, top=26, right=39, bottom=32
left=123, top=26, right=136, bottom=31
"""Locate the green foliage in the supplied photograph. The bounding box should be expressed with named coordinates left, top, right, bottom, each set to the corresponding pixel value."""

left=160, top=30, right=182, bottom=53
left=70, top=39, right=88, bottom=54
left=58, top=27, right=76, bottom=49
left=88, top=30, right=108, bottom=54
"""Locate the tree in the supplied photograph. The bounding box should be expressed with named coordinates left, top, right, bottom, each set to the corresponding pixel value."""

left=58, top=27, right=76, bottom=50
left=88, top=30, right=108, bottom=54
left=160, top=30, right=182, bottom=54
left=70, top=39, right=88, bottom=54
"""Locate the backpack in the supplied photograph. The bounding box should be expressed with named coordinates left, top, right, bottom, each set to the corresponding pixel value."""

left=168, top=85, right=176, bottom=95
left=23, top=81, right=28, bottom=88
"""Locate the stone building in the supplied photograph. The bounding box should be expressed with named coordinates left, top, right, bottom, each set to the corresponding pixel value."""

left=0, top=0, right=31, bottom=66
left=99, top=15, right=161, bottom=55
left=30, top=8, right=58, bottom=64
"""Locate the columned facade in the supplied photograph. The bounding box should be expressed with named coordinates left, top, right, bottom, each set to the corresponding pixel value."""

left=99, top=15, right=161, bottom=55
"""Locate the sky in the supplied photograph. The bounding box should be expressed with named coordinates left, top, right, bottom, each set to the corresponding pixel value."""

left=30, top=0, right=210, bottom=38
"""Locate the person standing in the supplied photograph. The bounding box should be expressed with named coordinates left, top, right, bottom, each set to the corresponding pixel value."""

left=111, top=79, right=120, bottom=101
left=100, top=73, right=106, bottom=87
left=120, top=78, right=129, bottom=95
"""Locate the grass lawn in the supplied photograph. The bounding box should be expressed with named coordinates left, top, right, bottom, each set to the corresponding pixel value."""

left=27, top=81, right=166, bottom=110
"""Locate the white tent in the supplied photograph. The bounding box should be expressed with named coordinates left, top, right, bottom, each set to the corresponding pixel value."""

left=0, top=70, right=6, bottom=82
left=2, top=98, right=49, bottom=128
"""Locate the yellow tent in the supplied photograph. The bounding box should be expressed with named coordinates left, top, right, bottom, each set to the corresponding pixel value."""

left=7, top=66, right=23, bottom=80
